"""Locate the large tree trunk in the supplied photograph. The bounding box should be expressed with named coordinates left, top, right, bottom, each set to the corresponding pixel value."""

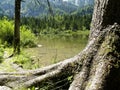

left=0, top=0, right=120, bottom=90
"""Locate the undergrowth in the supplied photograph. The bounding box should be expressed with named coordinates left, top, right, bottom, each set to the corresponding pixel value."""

left=0, top=17, right=37, bottom=48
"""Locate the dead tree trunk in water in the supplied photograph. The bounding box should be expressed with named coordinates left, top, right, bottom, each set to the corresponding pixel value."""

left=0, top=0, right=120, bottom=90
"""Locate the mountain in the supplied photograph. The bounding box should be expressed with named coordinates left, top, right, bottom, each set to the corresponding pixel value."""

left=0, top=0, right=94, bottom=17
left=63, top=0, right=94, bottom=7
left=0, top=0, right=14, bottom=17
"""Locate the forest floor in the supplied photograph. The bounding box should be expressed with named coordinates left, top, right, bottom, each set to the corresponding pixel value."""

left=0, top=51, right=24, bottom=72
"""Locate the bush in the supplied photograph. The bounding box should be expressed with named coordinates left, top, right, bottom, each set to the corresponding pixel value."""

left=20, top=26, right=37, bottom=47
left=0, top=17, right=14, bottom=45
left=0, top=17, right=37, bottom=47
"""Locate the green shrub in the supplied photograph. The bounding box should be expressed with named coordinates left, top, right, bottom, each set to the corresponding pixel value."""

left=0, top=17, right=14, bottom=45
left=0, top=17, right=37, bottom=47
left=20, top=26, right=37, bottom=47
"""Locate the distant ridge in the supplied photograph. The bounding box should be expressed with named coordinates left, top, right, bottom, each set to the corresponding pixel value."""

left=0, top=0, right=94, bottom=17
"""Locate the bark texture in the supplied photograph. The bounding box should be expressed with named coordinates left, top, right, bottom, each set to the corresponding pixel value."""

left=1, top=0, right=120, bottom=90
left=14, top=0, right=21, bottom=54
left=90, top=0, right=120, bottom=39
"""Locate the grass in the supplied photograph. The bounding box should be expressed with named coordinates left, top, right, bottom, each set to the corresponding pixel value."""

left=0, top=48, right=35, bottom=71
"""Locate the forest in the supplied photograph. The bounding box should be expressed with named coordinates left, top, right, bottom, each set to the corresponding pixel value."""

left=0, top=0, right=120, bottom=90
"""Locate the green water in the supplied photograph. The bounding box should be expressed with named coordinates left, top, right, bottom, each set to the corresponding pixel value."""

left=25, top=34, right=88, bottom=67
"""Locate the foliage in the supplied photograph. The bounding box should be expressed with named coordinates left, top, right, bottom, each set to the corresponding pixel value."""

left=20, top=26, right=37, bottom=47
left=11, top=51, right=34, bottom=69
left=0, top=17, right=14, bottom=45
left=0, top=17, right=37, bottom=47
left=40, top=28, right=89, bottom=39
left=21, top=14, right=92, bottom=35
left=11, top=50, right=43, bottom=70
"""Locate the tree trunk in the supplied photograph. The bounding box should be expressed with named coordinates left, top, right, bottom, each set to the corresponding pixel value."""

left=1, top=0, right=120, bottom=90
left=14, top=0, right=21, bottom=54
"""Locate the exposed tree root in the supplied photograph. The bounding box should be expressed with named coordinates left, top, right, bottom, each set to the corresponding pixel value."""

left=0, top=24, right=120, bottom=90
left=0, top=25, right=120, bottom=90
left=69, top=24, right=120, bottom=90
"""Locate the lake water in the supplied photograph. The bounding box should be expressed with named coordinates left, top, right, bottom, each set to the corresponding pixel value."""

left=25, top=34, right=88, bottom=67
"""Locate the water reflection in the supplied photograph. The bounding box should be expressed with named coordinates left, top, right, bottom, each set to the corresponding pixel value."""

left=25, top=34, right=88, bottom=66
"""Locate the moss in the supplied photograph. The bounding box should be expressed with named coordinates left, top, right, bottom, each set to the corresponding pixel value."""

left=98, top=27, right=120, bottom=70
left=99, top=30, right=118, bottom=56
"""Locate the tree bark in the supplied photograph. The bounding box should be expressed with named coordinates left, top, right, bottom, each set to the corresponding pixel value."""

left=1, top=0, right=120, bottom=90
left=14, top=0, right=21, bottom=54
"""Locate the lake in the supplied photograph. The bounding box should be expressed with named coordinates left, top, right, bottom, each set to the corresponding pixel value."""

left=25, top=33, right=89, bottom=67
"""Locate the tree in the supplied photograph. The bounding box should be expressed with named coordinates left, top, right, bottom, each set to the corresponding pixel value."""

left=0, top=0, right=120, bottom=90
left=13, top=0, right=21, bottom=54
left=13, top=0, right=52, bottom=54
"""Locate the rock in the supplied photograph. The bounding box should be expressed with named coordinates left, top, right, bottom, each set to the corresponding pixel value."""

left=0, top=86, right=11, bottom=90
left=37, top=44, right=42, bottom=47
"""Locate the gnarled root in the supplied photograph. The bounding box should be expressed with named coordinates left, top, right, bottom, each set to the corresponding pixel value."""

left=0, top=24, right=120, bottom=90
